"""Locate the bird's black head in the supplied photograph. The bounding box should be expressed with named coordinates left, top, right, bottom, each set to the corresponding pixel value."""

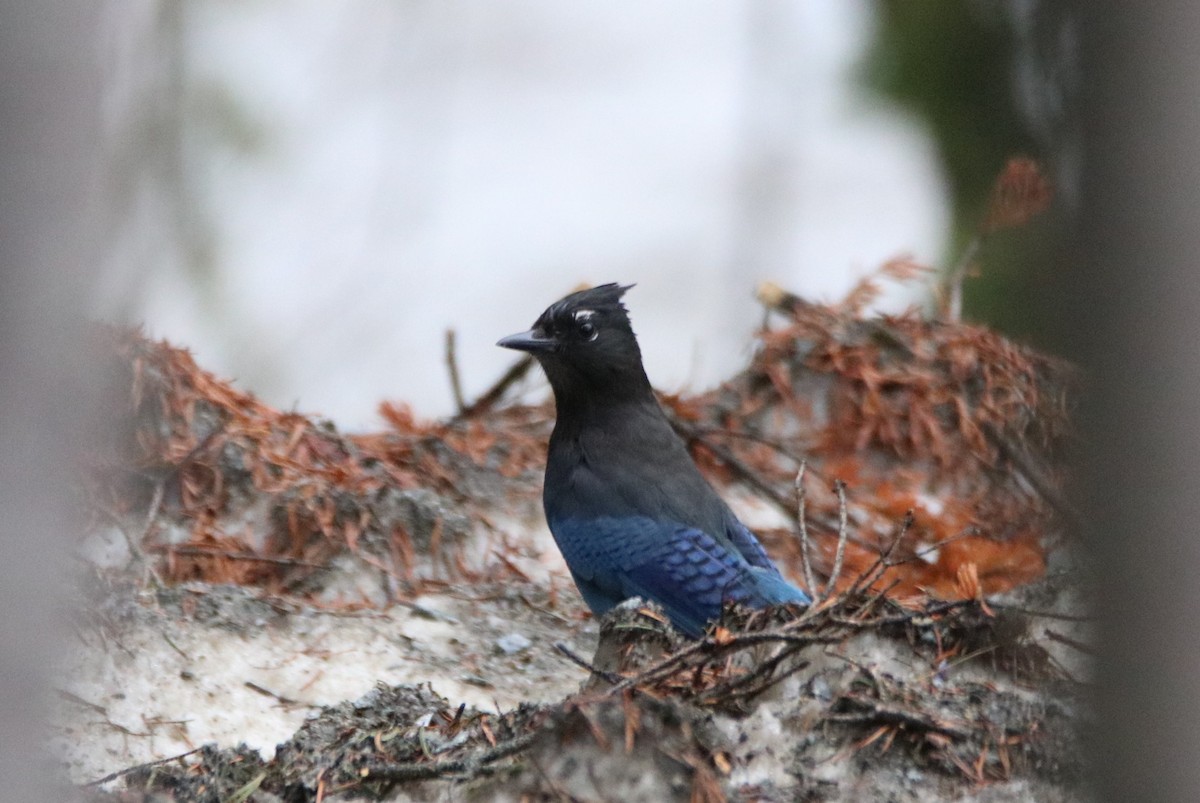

left=497, top=283, right=651, bottom=402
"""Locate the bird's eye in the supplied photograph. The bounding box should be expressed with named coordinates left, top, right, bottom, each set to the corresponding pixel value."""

left=578, top=320, right=597, bottom=341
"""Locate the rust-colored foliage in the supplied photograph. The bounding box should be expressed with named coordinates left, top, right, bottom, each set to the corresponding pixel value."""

left=84, top=329, right=548, bottom=601
left=87, top=259, right=1073, bottom=608
left=681, top=264, right=1073, bottom=602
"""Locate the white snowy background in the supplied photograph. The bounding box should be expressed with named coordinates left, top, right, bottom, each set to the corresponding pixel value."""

left=94, top=1, right=947, bottom=428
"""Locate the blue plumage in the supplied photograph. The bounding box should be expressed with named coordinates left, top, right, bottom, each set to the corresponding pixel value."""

left=498, top=283, right=809, bottom=638
left=554, top=516, right=807, bottom=638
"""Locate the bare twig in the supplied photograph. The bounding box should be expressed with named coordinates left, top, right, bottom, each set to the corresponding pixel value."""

left=835, top=578, right=903, bottom=626
left=684, top=424, right=812, bottom=467
left=795, top=463, right=817, bottom=596
left=445, top=329, right=467, bottom=415
left=845, top=511, right=915, bottom=599
left=604, top=620, right=840, bottom=703
left=851, top=599, right=976, bottom=627
left=1044, top=628, right=1096, bottom=655
left=131, top=479, right=166, bottom=562
left=85, top=747, right=205, bottom=787
left=826, top=697, right=974, bottom=740
left=152, top=546, right=326, bottom=569
left=457, top=355, right=536, bottom=419
left=554, top=642, right=624, bottom=685
left=907, top=528, right=979, bottom=564
left=942, top=234, right=983, bottom=322
left=822, top=480, right=849, bottom=601
left=56, top=689, right=107, bottom=715
left=695, top=646, right=811, bottom=709
left=160, top=631, right=190, bottom=661
left=670, top=415, right=796, bottom=518
left=244, top=680, right=302, bottom=707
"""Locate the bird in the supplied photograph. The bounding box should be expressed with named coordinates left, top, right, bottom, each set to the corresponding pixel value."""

left=497, top=283, right=810, bottom=638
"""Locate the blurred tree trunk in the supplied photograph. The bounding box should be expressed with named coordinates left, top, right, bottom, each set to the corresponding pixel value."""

left=0, top=2, right=105, bottom=798
left=1065, top=1, right=1200, bottom=800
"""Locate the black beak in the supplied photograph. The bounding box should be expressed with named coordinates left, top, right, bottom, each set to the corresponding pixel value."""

left=497, top=328, right=556, bottom=353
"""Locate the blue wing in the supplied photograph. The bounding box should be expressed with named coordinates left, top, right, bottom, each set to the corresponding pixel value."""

left=724, top=511, right=784, bottom=575
left=550, top=515, right=809, bottom=638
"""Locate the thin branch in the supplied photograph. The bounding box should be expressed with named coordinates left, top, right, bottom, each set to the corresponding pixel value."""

left=942, top=234, right=983, bottom=322
left=822, top=480, right=849, bottom=601
left=1044, top=628, right=1096, bottom=655
left=906, top=528, right=979, bottom=564
left=684, top=424, right=814, bottom=468
left=445, top=329, right=467, bottom=415
left=670, top=415, right=796, bottom=518
left=133, top=479, right=166, bottom=558
left=795, top=463, right=817, bottom=596
left=456, top=355, right=536, bottom=419
left=554, top=642, right=624, bottom=685
left=846, top=510, right=914, bottom=598
left=152, top=545, right=326, bottom=569
left=85, top=747, right=205, bottom=787
left=244, top=680, right=302, bottom=707
left=825, top=698, right=974, bottom=740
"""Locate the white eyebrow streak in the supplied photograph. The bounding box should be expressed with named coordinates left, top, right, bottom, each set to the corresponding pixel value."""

left=573, top=309, right=595, bottom=321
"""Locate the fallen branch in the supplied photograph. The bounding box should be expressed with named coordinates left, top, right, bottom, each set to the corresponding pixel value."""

left=85, top=747, right=205, bottom=787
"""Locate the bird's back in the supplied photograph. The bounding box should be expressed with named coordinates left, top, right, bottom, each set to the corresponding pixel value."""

left=542, top=396, right=806, bottom=636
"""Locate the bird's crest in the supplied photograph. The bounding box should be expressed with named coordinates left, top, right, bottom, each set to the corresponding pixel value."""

left=527, top=282, right=638, bottom=347
left=542, top=283, right=634, bottom=327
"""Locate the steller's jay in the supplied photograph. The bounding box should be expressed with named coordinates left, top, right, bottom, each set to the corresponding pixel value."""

left=498, top=283, right=810, bottom=638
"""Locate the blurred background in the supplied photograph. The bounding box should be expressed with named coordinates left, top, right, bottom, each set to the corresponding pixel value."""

left=22, top=2, right=1200, bottom=801
left=90, top=1, right=1070, bottom=427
